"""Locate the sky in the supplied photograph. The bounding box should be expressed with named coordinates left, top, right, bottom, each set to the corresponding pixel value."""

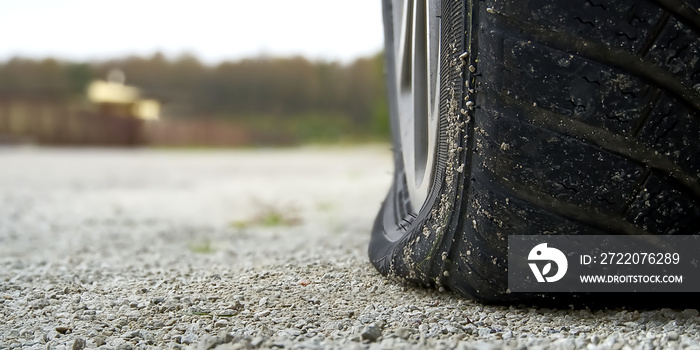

left=0, top=0, right=384, bottom=64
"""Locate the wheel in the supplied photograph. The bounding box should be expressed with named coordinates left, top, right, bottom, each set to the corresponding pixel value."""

left=370, top=0, right=700, bottom=305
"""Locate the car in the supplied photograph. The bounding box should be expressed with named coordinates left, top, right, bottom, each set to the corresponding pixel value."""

left=369, top=0, right=700, bottom=305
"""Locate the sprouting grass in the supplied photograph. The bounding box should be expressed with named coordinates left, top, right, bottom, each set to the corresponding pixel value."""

left=230, top=220, right=251, bottom=229
left=317, top=201, right=335, bottom=212
left=258, top=210, right=291, bottom=227
left=189, top=240, right=215, bottom=254
left=230, top=202, right=302, bottom=229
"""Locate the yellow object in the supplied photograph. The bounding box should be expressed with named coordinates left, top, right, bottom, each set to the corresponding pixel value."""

left=133, top=99, right=160, bottom=120
left=87, top=81, right=140, bottom=104
left=86, top=80, right=160, bottom=120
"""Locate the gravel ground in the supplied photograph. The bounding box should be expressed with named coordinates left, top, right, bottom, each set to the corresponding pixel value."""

left=0, top=146, right=698, bottom=350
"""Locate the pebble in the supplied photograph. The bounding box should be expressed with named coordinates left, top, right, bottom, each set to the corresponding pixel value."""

left=55, top=326, right=72, bottom=334
left=250, top=336, right=265, bottom=347
left=682, top=309, right=699, bottom=317
left=197, top=335, right=222, bottom=350
left=122, top=330, right=140, bottom=339
left=116, top=343, right=134, bottom=350
left=478, top=328, right=492, bottom=338
left=395, top=328, right=412, bottom=340
left=181, top=334, right=199, bottom=345
left=72, top=338, right=86, bottom=350
left=94, top=336, right=107, bottom=346
left=360, top=324, right=382, bottom=342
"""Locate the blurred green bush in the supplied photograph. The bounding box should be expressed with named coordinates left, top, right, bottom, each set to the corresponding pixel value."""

left=0, top=53, right=389, bottom=145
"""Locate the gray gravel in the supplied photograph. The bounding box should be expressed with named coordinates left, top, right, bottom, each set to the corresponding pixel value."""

left=1, top=146, right=698, bottom=350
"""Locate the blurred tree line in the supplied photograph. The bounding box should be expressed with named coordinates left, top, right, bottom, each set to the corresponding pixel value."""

left=0, top=53, right=389, bottom=143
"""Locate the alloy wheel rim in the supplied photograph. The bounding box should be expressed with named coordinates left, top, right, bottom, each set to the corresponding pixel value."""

left=395, top=0, right=441, bottom=212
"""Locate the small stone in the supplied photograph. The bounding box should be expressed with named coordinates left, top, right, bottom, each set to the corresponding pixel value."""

left=360, top=324, right=382, bottom=342
left=181, top=333, right=198, bottom=345
left=478, top=327, right=492, bottom=337
left=682, top=309, right=699, bottom=318
left=271, top=335, right=290, bottom=348
left=212, top=345, right=238, bottom=350
left=418, top=324, right=429, bottom=334
left=94, top=336, right=107, bottom=347
left=298, top=279, right=311, bottom=286
left=667, top=331, right=679, bottom=341
left=116, top=343, right=134, bottom=350
left=603, top=333, right=619, bottom=348
left=395, top=328, right=412, bottom=340
left=254, top=310, right=270, bottom=318
left=56, top=326, right=72, bottom=334
left=284, top=328, right=301, bottom=337
left=663, top=320, right=678, bottom=331
left=122, top=330, right=140, bottom=339
left=198, top=335, right=222, bottom=350
left=219, top=332, right=234, bottom=344
left=217, top=309, right=237, bottom=317
left=72, top=338, right=86, bottom=350
left=231, top=301, right=244, bottom=310
left=141, top=331, right=156, bottom=344
left=30, top=298, right=50, bottom=309
left=251, top=336, right=265, bottom=347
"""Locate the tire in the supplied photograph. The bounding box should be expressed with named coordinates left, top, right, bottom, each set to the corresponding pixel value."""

left=370, top=0, right=700, bottom=305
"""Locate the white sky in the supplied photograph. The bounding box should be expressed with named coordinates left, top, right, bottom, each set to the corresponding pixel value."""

left=0, top=0, right=384, bottom=63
